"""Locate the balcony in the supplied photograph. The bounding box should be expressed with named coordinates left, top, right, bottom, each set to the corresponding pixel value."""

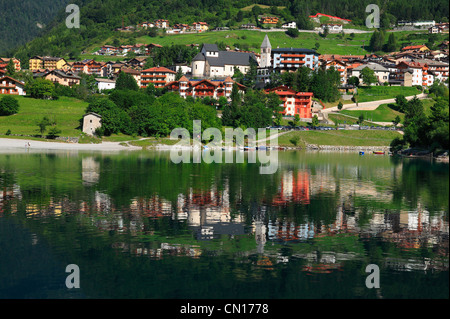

left=0, top=83, right=15, bottom=88
left=280, top=54, right=305, bottom=58
left=280, top=60, right=305, bottom=64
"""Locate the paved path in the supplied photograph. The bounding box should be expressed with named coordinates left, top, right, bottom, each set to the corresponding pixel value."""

left=322, top=93, right=428, bottom=113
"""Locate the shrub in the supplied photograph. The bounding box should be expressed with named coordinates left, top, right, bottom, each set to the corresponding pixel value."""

left=0, top=95, right=20, bottom=115
left=47, top=127, right=62, bottom=139
left=390, top=136, right=407, bottom=152
left=289, top=135, right=300, bottom=146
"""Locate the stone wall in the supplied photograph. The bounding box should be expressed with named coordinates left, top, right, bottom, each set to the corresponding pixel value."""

left=305, top=144, right=390, bottom=151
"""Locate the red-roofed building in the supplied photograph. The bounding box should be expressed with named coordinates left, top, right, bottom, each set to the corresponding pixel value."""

left=395, top=61, right=434, bottom=87
left=192, top=22, right=209, bottom=32
left=401, top=45, right=429, bottom=52
left=265, top=86, right=313, bottom=119
left=323, top=59, right=348, bottom=85
left=154, top=19, right=169, bottom=29
left=141, top=66, right=176, bottom=88
left=0, top=76, right=26, bottom=95
left=165, top=76, right=246, bottom=100
left=0, top=58, right=21, bottom=71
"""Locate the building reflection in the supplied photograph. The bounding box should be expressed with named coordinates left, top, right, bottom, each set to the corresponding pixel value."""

left=1, top=164, right=448, bottom=273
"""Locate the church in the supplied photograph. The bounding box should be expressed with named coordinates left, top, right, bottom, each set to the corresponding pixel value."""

left=191, top=44, right=257, bottom=78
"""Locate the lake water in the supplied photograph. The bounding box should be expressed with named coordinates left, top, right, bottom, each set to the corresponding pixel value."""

left=0, top=150, right=448, bottom=299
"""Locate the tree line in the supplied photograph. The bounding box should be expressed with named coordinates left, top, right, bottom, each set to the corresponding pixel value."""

left=391, top=82, right=449, bottom=152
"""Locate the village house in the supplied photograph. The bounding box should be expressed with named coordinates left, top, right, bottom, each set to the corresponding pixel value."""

left=109, top=61, right=127, bottom=76
left=192, top=22, right=209, bottom=32
left=401, top=45, right=430, bottom=52
left=28, top=56, right=67, bottom=71
left=71, top=60, right=107, bottom=77
left=165, top=76, right=246, bottom=101
left=191, top=44, right=257, bottom=79
left=146, top=43, right=163, bottom=55
left=83, top=112, right=102, bottom=136
left=0, top=76, right=26, bottom=95
left=43, top=70, right=81, bottom=87
left=126, top=57, right=147, bottom=70
left=98, top=45, right=119, bottom=55
left=429, top=26, right=445, bottom=34
left=260, top=16, right=279, bottom=25
left=265, top=86, right=313, bottom=119
left=154, top=19, right=169, bottom=29
left=351, top=63, right=390, bottom=85
left=95, top=78, right=116, bottom=92
left=240, top=23, right=257, bottom=30
left=395, top=61, right=434, bottom=87
left=140, top=22, right=155, bottom=29
left=140, top=66, right=176, bottom=89
left=323, top=59, right=348, bottom=85
left=0, top=58, right=21, bottom=71
left=119, top=68, right=141, bottom=87
left=321, top=24, right=343, bottom=33
left=272, top=47, right=320, bottom=73
left=173, top=23, right=190, bottom=32
left=282, top=21, right=297, bottom=29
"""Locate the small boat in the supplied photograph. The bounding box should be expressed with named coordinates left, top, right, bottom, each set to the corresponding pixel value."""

left=373, top=151, right=385, bottom=155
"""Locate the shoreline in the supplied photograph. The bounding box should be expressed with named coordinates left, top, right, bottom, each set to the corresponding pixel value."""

left=0, top=137, right=141, bottom=152
left=1, top=138, right=448, bottom=162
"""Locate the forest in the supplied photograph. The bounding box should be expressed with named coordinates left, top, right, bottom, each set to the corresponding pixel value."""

left=3, top=0, right=449, bottom=64
left=0, top=0, right=70, bottom=54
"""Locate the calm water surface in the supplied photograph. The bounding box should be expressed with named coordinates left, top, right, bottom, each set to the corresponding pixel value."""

left=0, top=150, right=448, bottom=299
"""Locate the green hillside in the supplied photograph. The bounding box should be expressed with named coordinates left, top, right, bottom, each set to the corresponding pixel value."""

left=0, top=0, right=71, bottom=55
left=9, top=0, right=449, bottom=66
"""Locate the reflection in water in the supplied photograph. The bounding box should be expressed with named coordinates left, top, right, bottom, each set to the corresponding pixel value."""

left=0, top=151, right=448, bottom=298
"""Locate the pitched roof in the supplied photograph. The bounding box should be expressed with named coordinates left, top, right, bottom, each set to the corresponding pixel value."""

left=353, top=63, right=389, bottom=72
left=45, top=70, right=81, bottom=79
left=192, top=52, right=206, bottom=62
left=401, top=45, right=428, bottom=51
left=142, top=66, right=176, bottom=74
left=193, top=48, right=256, bottom=67
left=272, top=48, right=319, bottom=55
left=206, top=51, right=255, bottom=67
left=202, top=44, right=219, bottom=52
left=261, top=34, right=272, bottom=49
left=0, top=76, right=24, bottom=85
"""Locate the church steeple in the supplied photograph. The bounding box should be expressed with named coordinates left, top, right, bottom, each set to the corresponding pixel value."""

left=260, top=34, right=272, bottom=68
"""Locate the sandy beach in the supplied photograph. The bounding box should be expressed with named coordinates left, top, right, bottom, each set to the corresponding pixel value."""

left=0, top=138, right=142, bottom=152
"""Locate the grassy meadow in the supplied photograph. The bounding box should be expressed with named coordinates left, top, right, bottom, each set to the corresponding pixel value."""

left=0, top=96, right=88, bottom=138
left=355, top=86, right=422, bottom=103
left=278, top=129, right=402, bottom=147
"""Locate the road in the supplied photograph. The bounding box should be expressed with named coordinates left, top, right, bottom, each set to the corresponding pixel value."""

left=322, top=93, right=428, bottom=113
